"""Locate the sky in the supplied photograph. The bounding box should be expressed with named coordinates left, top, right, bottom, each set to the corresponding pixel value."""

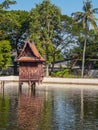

left=1, top=0, right=98, bottom=16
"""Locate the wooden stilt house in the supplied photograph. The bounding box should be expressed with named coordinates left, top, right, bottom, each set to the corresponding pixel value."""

left=17, top=41, right=45, bottom=85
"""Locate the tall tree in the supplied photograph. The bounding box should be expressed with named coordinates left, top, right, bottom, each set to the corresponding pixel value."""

left=29, top=0, right=63, bottom=76
left=9, top=10, right=29, bottom=55
left=0, top=10, right=29, bottom=55
left=72, top=0, right=98, bottom=77
left=71, top=30, right=98, bottom=74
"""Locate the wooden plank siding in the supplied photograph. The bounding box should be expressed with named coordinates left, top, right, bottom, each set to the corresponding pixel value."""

left=17, top=41, right=45, bottom=85
left=19, top=63, right=43, bottom=83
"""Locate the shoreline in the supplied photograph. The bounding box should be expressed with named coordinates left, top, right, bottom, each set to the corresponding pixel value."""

left=0, top=76, right=98, bottom=88
left=0, top=76, right=98, bottom=85
left=43, top=77, right=98, bottom=86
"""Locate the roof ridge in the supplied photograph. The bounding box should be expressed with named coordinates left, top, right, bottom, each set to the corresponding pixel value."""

left=17, top=40, right=45, bottom=62
left=28, top=42, right=41, bottom=58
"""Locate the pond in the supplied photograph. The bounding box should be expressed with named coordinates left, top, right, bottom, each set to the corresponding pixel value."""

left=0, top=85, right=98, bottom=130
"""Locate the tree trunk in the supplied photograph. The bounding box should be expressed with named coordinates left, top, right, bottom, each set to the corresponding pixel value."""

left=46, top=64, right=49, bottom=77
left=51, top=52, right=56, bottom=73
left=81, top=34, right=87, bottom=78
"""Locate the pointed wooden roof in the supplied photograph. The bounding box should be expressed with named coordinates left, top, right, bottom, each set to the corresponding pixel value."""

left=17, top=41, right=45, bottom=62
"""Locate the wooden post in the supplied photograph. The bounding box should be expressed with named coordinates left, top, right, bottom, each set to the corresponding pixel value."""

left=33, top=82, right=36, bottom=90
left=19, top=84, right=22, bottom=94
left=28, top=81, right=32, bottom=88
left=31, top=82, right=36, bottom=95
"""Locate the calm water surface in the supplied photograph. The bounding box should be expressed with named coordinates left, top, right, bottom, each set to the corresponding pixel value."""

left=0, top=85, right=98, bottom=130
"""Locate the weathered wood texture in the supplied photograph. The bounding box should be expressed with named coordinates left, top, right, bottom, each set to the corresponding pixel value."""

left=17, top=41, right=45, bottom=84
left=19, top=62, right=43, bottom=83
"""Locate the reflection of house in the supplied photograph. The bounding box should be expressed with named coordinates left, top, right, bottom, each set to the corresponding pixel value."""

left=17, top=41, right=45, bottom=85
left=17, top=90, right=43, bottom=130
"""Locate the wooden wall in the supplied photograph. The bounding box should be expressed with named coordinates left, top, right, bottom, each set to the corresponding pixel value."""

left=19, top=62, right=43, bottom=83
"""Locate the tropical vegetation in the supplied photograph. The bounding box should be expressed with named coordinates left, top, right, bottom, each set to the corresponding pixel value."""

left=0, top=0, right=98, bottom=77
left=72, top=0, right=98, bottom=77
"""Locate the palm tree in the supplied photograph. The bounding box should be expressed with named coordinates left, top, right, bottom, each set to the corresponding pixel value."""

left=72, top=0, right=98, bottom=77
left=0, top=0, right=16, bottom=10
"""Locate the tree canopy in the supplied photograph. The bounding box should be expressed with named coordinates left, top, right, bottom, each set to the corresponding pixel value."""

left=0, top=0, right=98, bottom=76
left=29, top=0, right=64, bottom=66
left=0, top=40, right=11, bottom=68
left=72, top=0, right=98, bottom=77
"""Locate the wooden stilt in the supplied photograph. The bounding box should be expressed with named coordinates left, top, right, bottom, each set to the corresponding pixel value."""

left=30, top=82, right=36, bottom=96
left=19, top=81, right=23, bottom=87
left=28, top=81, right=32, bottom=88
left=19, top=85, right=22, bottom=95
left=33, top=82, right=36, bottom=89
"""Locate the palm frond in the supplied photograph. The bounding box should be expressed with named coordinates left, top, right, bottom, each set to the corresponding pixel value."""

left=88, top=17, right=98, bottom=32
left=92, top=8, right=98, bottom=14
left=71, top=12, right=84, bottom=22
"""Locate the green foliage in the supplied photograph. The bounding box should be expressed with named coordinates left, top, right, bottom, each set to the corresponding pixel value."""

left=29, top=0, right=63, bottom=65
left=51, top=68, right=70, bottom=78
left=0, top=0, right=98, bottom=76
left=71, top=30, right=98, bottom=69
left=0, top=40, right=11, bottom=68
left=8, top=10, right=29, bottom=54
left=72, top=0, right=98, bottom=77
left=0, top=10, right=29, bottom=55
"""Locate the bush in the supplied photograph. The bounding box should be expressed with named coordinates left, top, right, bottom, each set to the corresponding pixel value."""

left=0, top=40, right=12, bottom=69
left=51, top=68, right=70, bottom=78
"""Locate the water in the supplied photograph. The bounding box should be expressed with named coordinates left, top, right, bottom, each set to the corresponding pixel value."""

left=0, top=85, right=98, bottom=130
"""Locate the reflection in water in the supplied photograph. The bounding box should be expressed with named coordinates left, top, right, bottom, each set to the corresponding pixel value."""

left=0, top=85, right=98, bottom=130
left=0, top=85, right=18, bottom=130
left=0, top=94, right=9, bottom=128
left=17, top=87, right=43, bottom=130
left=80, top=89, right=84, bottom=130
